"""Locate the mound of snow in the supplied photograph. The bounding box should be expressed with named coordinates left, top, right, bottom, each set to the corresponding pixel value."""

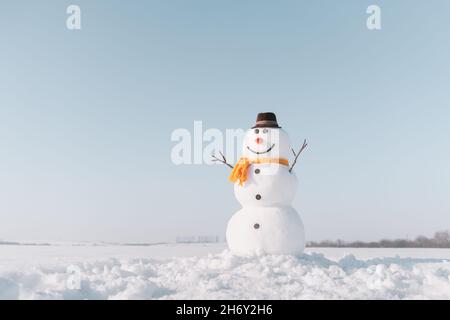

left=1, top=250, right=450, bottom=299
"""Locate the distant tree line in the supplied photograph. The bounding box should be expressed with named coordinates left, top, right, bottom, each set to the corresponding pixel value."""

left=307, top=231, right=450, bottom=248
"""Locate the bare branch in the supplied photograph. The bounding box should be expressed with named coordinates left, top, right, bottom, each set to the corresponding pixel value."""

left=291, top=149, right=297, bottom=157
left=211, top=151, right=234, bottom=169
left=289, top=139, right=308, bottom=173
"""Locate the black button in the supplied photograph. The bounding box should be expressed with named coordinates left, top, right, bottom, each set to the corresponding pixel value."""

left=255, top=194, right=261, bottom=200
left=254, top=169, right=260, bottom=174
left=254, top=223, right=260, bottom=229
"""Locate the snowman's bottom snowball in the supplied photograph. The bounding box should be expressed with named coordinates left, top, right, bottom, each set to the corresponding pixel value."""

left=226, top=206, right=305, bottom=256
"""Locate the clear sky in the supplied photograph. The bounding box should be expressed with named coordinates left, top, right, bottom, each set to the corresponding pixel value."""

left=1, top=1, right=449, bottom=243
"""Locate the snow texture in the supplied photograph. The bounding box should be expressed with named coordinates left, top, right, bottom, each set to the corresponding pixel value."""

left=1, top=245, right=450, bottom=299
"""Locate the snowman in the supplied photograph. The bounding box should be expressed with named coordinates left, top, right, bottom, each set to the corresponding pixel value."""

left=212, top=112, right=308, bottom=256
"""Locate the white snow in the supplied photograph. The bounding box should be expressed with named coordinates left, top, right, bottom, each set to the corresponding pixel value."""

left=1, top=243, right=450, bottom=299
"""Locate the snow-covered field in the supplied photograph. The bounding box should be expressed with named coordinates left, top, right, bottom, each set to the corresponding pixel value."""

left=1, top=243, right=450, bottom=299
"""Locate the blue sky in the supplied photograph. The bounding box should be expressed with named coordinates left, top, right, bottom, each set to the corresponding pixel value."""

left=1, top=1, right=449, bottom=242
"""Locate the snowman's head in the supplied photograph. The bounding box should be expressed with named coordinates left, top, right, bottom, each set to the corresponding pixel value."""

left=242, top=127, right=292, bottom=160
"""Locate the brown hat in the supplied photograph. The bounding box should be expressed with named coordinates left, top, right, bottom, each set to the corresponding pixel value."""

left=252, top=112, right=281, bottom=129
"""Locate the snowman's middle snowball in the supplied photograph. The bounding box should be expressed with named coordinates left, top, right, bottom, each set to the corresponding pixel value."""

left=234, top=163, right=298, bottom=207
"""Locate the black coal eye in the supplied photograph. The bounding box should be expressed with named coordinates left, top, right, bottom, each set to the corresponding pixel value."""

left=263, top=128, right=268, bottom=133
left=254, top=129, right=259, bottom=134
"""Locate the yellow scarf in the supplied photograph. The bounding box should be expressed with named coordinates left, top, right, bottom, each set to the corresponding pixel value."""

left=229, top=157, right=289, bottom=186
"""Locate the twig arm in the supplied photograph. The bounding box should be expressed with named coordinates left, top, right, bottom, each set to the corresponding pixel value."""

left=211, top=151, right=234, bottom=169
left=289, top=139, right=308, bottom=173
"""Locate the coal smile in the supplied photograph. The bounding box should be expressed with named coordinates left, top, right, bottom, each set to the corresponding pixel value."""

left=246, top=144, right=275, bottom=155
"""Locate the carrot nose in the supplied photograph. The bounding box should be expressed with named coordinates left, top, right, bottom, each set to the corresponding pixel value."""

left=255, top=137, right=263, bottom=144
